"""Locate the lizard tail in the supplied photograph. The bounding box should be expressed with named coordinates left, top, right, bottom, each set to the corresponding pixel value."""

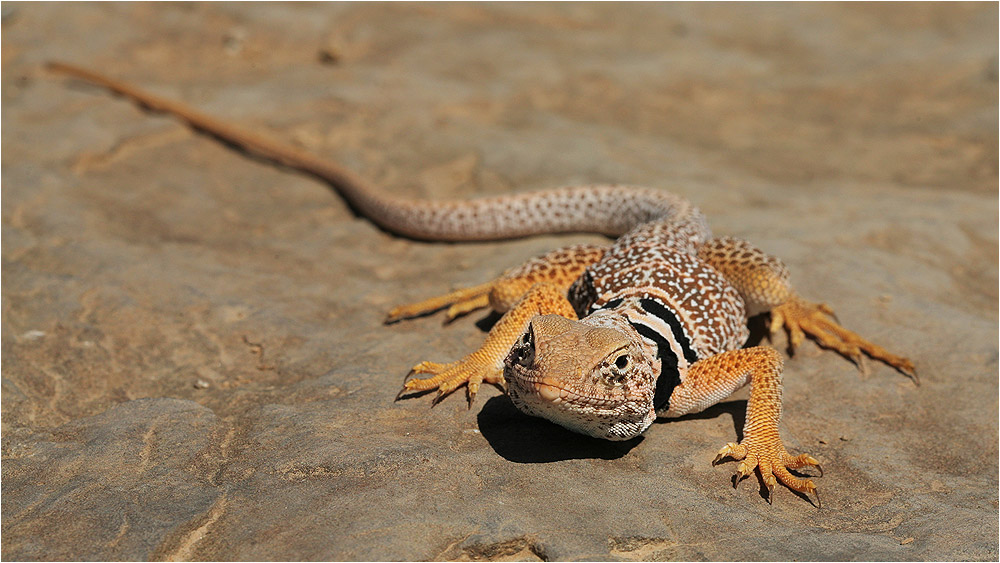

left=47, top=62, right=707, bottom=242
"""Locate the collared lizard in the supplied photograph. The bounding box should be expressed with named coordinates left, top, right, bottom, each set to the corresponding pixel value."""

left=48, top=62, right=916, bottom=506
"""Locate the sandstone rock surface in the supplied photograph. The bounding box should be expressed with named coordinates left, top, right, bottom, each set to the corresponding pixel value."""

left=3, top=3, right=997, bottom=560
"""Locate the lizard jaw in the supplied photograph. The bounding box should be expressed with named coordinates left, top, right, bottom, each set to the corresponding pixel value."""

left=506, top=367, right=627, bottom=411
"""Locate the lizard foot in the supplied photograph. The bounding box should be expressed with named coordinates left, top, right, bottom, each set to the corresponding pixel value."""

left=770, top=296, right=916, bottom=382
left=386, top=281, right=493, bottom=324
left=397, top=354, right=505, bottom=406
left=713, top=440, right=822, bottom=507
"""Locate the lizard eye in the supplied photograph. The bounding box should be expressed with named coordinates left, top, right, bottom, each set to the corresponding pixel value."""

left=519, top=328, right=532, bottom=347
left=509, top=327, right=535, bottom=367
left=603, top=353, right=630, bottom=386
left=614, top=354, right=630, bottom=370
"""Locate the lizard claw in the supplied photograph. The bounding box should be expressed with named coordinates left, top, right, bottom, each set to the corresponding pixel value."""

left=734, top=461, right=755, bottom=487
left=817, top=302, right=838, bottom=322
left=431, top=391, right=447, bottom=407
left=854, top=353, right=869, bottom=376
left=713, top=442, right=742, bottom=466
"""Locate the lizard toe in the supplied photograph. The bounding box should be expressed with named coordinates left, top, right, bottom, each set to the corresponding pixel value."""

left=773, top=296, right=915, bottom=380
left=399, top=354, right=502, bottom=407
left=715, top=437, right=822, bottom=505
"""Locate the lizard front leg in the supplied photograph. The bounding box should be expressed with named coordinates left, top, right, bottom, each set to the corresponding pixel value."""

left=662, top=347, right=822, bottom=505
left=698, top=237, right=915, bottom=379
left=398, top=282, right=578, bottom=405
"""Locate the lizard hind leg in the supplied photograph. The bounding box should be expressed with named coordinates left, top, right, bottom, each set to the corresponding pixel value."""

left=770, top=296, right=917, bottom=381
left=385, top=243, right=606, bottom=324
left=698, top=237, right=915, bottom=380
left=385, top=280, right=494, bottom=324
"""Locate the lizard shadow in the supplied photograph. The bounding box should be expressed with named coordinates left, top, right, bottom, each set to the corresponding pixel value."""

left=744, top=313, right=770, bottom=349
left=654, top=399, right=748, bottom=442
left=478, top=395, right=749, bottom=465
left=477, top=395, right=643, bottom=463
left=473, top=311, right=503, bottom=331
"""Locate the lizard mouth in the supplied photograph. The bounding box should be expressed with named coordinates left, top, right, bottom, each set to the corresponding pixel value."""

left=505, top=362, right=625, bottom=411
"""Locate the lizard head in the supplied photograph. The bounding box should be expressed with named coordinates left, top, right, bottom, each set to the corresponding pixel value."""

left=504, top=314, right=657, bottom=441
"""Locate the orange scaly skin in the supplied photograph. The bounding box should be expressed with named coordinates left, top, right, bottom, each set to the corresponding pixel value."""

left=49, top=63, right=916, bottom=506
